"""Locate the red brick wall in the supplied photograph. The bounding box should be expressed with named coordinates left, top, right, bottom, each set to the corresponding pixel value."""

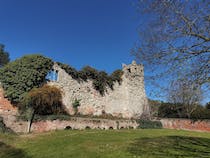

left=0, top=88, right=17, bottom=114
left=160, top=118, right=210, bottom=132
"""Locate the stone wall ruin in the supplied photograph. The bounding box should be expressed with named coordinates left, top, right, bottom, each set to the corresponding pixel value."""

left=48, top=61, right=150, bottom=119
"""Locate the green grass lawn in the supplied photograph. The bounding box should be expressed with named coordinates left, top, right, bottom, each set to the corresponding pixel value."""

left=1, top=129, right=210, bottom=158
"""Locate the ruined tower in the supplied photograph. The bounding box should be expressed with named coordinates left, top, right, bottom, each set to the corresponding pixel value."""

left=49, top=61, right=149, bottom=119
left=121, top=61, right=149, bottom=118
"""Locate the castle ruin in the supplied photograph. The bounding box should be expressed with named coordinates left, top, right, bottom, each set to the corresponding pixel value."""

left=48, top=61, right=150, bottom=119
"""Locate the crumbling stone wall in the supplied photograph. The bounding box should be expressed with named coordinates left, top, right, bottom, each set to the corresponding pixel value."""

left=48, top=61, right=149, bottom=118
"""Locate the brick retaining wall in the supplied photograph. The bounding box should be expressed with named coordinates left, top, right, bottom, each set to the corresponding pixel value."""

left=1, top=115, right=138, bottom=133
left=160, top=118, right=210, bottom=132
left=2, top=115, right=210, bottom=133
left=31, top=117, right=138, bottom=133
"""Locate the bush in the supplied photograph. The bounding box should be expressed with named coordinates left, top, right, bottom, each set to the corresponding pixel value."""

left=158, top=102, right=186, bottom=118
left=0, top=54, right=53, bottom=103
left=148, top=99, right=162, bottom=117
left=191, top=105, right=210, bottom=120
left=72, top=99, right=81, bottom=109
left=21, top=85, right=65, bottom=115
left=158, top=102, right=210, bottom=120
left=137, top=120, right=162, bottom=129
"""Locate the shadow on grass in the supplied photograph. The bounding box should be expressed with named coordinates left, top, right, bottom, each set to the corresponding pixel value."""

left=128, top=136, right=210, bottom=158
left=0, top=141, right=31, bottom=158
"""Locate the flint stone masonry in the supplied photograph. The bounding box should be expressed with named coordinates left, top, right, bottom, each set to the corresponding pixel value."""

left=48, top=61, right=149, bottom=118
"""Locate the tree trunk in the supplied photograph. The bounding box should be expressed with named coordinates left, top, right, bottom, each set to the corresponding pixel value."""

left=27, top=109, right=35, bottom=133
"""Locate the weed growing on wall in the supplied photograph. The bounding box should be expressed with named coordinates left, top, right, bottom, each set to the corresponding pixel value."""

left=72, top=99, right=81, bottom=114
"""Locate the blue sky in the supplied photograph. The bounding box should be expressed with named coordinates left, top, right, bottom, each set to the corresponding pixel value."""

left=1, top=0, right=208, bottom=104
left=0, top=0, right=139, bottom=71
left=1, top=0, right=154, bottom=95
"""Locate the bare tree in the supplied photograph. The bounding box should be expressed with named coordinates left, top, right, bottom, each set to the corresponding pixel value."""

left=132, top=0, right=209, bottom=98
left=168, top=79, right=202, bottom=118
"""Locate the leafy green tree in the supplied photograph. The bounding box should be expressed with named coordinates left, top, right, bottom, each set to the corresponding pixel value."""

left=0, top=54, right=53, bottom=103
left=0, top=44, right=10, bottom=67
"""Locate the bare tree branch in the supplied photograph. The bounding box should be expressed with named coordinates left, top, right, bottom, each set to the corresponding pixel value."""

left=133, top=0, right=210, bottom=100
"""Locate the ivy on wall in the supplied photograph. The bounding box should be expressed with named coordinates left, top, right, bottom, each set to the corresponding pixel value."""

left=57, top=62, right=123, bottom=95
left=0, top=54, right=53, bottom=103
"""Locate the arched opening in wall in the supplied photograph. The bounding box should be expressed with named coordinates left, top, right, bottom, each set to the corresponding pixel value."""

left=46, top=69, right=58, bottom=82
left=127, top=68, right=131, bottom=73
left=65, top=126, right=72, bottom=130
left=55, top=70, right=58, bottom=81
left=129, top=126, right=134, bottom=129
left=120, top=127, right=124, bottom=129
left=85, top=126, right=91, bottom=130
left=109, top=127, right=113, bottom=130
